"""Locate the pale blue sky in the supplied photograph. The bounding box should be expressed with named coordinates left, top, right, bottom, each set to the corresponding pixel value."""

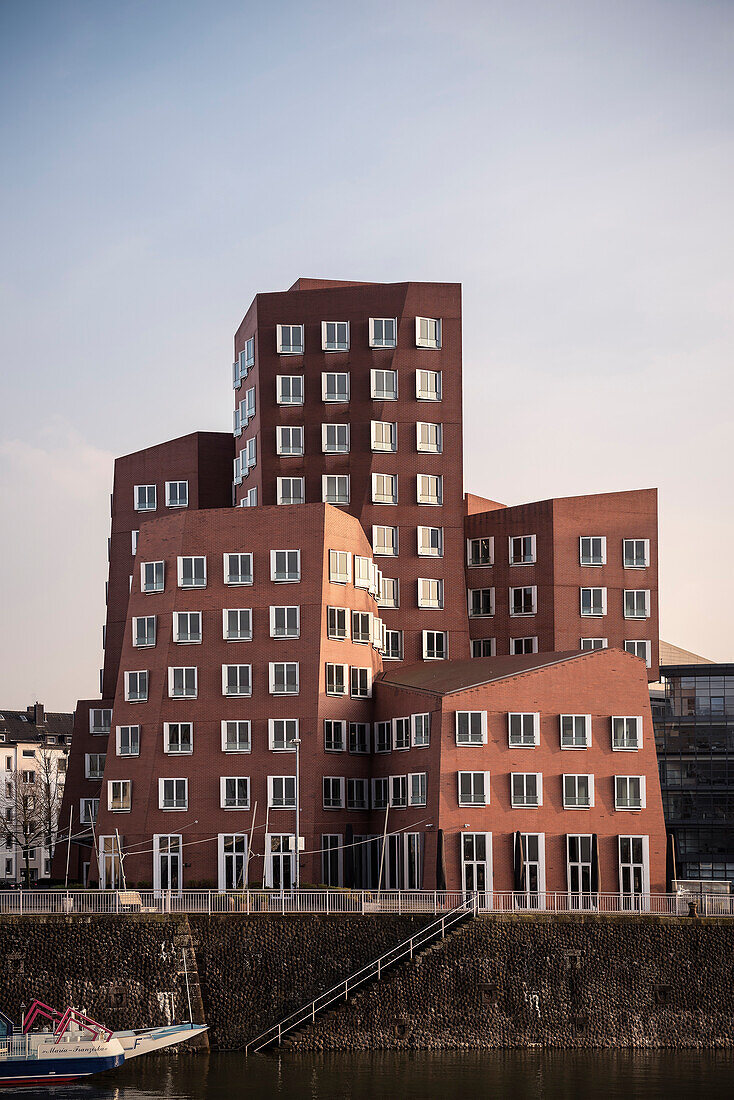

left=1, top=0, right=732, bottom=707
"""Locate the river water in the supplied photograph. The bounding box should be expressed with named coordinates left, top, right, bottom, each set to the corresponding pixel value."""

left=40, top=1051, right=734, bottom=1098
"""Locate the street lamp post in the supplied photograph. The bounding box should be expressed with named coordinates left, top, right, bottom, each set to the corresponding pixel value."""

left=293, top=736, right=301, bottom=891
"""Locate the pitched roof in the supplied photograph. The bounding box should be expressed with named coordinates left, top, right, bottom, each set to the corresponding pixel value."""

left=376, top=651, right=586, bottom=696
left=0, top=707, right=73, bottom=746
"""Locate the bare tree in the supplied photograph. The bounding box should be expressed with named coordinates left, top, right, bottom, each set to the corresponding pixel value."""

left=36, top=748, right=66, bottom=859
left=0, top=769, right=48, bottom=886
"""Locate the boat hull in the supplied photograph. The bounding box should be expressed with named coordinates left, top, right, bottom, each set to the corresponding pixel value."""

left=0, top=1052, right=124, bottom=1086
left=114, top=1022, right=208, bottom=1059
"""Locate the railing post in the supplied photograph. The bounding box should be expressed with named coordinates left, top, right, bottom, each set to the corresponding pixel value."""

left=398, top=892, right=401, bottom=915
left=434, top=890, right=437, bottom=916
left=441, top=916, right=445, bottom=939
left=247, top=890, right=250, bottom=916
left=208, top=891, right=212, bottom=916
left=361, top=891, right=365, bottom=915
left=115, top=891, right=119, bottom=915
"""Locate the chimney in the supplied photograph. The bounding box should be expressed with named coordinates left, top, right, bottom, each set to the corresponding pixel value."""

left=34, top=702, right=45, bottom=727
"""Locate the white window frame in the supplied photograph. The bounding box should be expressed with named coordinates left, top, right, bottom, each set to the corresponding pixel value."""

left=615, top=775, right=646, bottom=811
left=416, top=474, right=442, bottom=505
left=108, top=779, right=132, bottom=813
left=468, top=587, right=494, bottom=617
left=223, top=608, right=253, bottom=642
left=417, top=577, right=443, bottom=610
left=221, top=664, right=252, bottom=697
left=173, top=611, right=202, bottom=644
left=422, top=629, right=448, bottom=660
left=322, top=474, right=350, bottom=505
left=276, top=477, right=305, bottom=506
left=510, top=636, right=538, bottom=655
left=471, top=638, right=496, bottom=658
left=276, top=425, right=304, bottom=456
left=269, top=661, right=300, bottom=695
left=177, top=556, right=207, bottom=590
left=509, top=585, right=537, bottom=617
left=168, top=665, right=198, bottom=698
left=370, top=420, right=398, bottom=452
left=321, top=371, right=350, bottom=402
left=623, top=538, right=650, bottom=569
left=624, top=640, right=652, bottom=668
left=415, top=316, right=441, bottom=349
left=325, top=663, right=348, bottom=696
left=267, top=775, right=296, bottom=810
left=579, top=536, right=607, bottom=566
left=163, top=722, right=193, bottom=755
left=508, top=534, right=537, bottom=565
left=323, top=776, right=345, bottom=810
left=220, top=776, right=251, bottom=810
left=134, top=484, right=156, bottom=512
left=560, top=714, right=591, bottom=750
left=416, top=421, right=443, bottom=453
left=221, top=720, right=251, bottom=753
left=372, top=525, right=398, bottom=557
left=370, top=368, right=398, bottom=400
left=132, top=615, right=156, bottom=648
left=141, top=560, right=165, bottom=594
left=321, top=320, right=350, bottom=352
left=455, top=711, right=488, bottom=746
left=417, top=526, right=443, bottom=557
left=328, top=549, right=352, bottom=584
left=580, top=637, right=608, bottom=651
left=369, top=317, right=397, bottom=348
left=116, top=725, right=140, bottom=757
left=580, top=587, right=607, bottom=617
left=165, top=480, right=189, bottom=508
left=508, top=712, right=540, bottom=748
left=415, top=369, right=442, bottom=400
left=563, top=774, right=595, bottom=810
left=624, top=589, right=651, bottom=619
left=269, top=718, right=299, bottom=752
left=511, top=772, right=543, bottom=808
left=350, top=666, right=372, bottom=699
left=124, top=670, right=148, bottom=703
left=269, top=605, right=300, bottom=639
left=276, top=323, right=304, bottom=355
left=321, top=423, right=350, bottom=454
left=270, top=549, right=301, bottom=583
left=612, top=716, right=643, bottom=751
left=458, top=771, right=491, bottom=807
left=372, top=473, right=398, bottom=505
left=276, top=374, right=304, bottom=405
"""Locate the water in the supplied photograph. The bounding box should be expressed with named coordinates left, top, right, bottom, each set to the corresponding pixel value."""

left=35, top=1051, right=734, bottom=1099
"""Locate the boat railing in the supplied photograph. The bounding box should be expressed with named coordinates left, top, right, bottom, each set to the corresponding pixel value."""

left=0, top=1035, right=36, bottom=1060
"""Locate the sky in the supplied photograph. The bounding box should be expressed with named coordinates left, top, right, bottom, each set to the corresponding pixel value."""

left=0, top=0, right=732, bottom=709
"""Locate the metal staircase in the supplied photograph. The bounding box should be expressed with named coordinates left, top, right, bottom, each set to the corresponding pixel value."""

left=244, top=894, right=478, bottom=1053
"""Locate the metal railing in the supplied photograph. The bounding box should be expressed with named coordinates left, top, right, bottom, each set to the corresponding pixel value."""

left=245, top=894, right=479, bottom=1053
left=0, top=888, right=732, bottom=917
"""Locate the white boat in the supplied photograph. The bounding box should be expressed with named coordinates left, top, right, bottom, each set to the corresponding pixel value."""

left=113, top=1021, right=208, bottom=1058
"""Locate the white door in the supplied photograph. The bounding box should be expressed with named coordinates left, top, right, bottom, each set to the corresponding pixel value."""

left=98, top=836, right=120, bottom=889
left=154, top=834, right=182, bottom=895
left=461, top=832, right=492, bottom=909
left=517, top=833, right=545, bottom=910
left=567, top=834, right=593, bottom=909
left=619, top=835, right=649, bottom=911
left=266, top=833, right=294, bottom=890
left=218, top=834, right=249, bottom=891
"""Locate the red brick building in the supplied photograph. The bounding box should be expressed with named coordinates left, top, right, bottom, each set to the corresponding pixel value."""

left=55, top=278, right=666, bottom=899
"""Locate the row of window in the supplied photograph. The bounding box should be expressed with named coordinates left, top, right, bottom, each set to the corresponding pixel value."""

left=134, top=482, right=189, bottom=512
left=122, top=663, right=374, bottom=701
left=263, top=472, right=444, bottom=508
left=467, top=586, right=652, bottom=619
left=236, top=422, right=444, bottom=468
left=470, top=637, right=653, bottom=667
left=132, top=607, right=384, bottom=649
left=467, top=536, right=651, bottom=569
left=452, top=711, right=645, bottom=751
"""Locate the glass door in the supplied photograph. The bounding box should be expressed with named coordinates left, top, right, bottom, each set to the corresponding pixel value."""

left=619, top=836, right=647, bottom=911
left=462, top=833, right=492, bottom=909
left=267, top=834, right=294, bottom=890
left=517, top=834, right=544, bottom=910
left=98, top=836, right=120, bottom=889
left=220, top=834, right=248, bottom=890
left=154, top=834, right=182, bottom=895
left=567, top=835, right=593, bottom=909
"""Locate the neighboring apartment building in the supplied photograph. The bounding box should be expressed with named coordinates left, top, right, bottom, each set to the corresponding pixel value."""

left=54, top=277, right=664, bottom=897
left=0, top=704, right=72, bottom=884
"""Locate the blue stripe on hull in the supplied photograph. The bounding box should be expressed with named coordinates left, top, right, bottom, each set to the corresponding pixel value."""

left=0, top=1053, right=123, bottom=1085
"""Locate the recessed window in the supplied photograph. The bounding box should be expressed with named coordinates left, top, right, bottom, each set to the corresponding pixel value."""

left=509, top=535, right=536, bottom=565
left=324, top=719, right=346, bottom=752
left=467, top=537, right=494, bottom=566
left=168, top=666, right=197, bottom=698
left=276, top=375, right=304, bottom=405
left=378, top=576, right=400, bottom=608
left=328, top=549, right=352, bottom=584
left=322, top=423, right=350, bottom=453
left=90, top=709, right=112, bottom=735
left=369, top=317, right=397, bottom=348
left=416, top=369, right=442, bottom=400
left=370, top=369, right=398, bottom=400
left=322, top=321, right=350, bottom=351
left=615, top=775, right=645, bottom=810
left=351, top=611, right=372, bottom=644
left=131, top=530, right=139, bottom=555
left=372, top=473, right=398, bottom=505
left=269, top=718, right=299, bottom=751
left=222, top=664, right=252, bottom=697
left=124, top=670, right=148, bottom=703
left=579, top=537, right=606, bottom=566
left=417, top=526, right=443, bottom=557
left=372, top=525, right=398, bottom=557
left=390, top=775, right=408, bottom=807
left=580, top=637, right=607, bottom=651
left=418, top=577, right=443, bottom=609
left=563, top=774, right=594, bottom=809
left=384, top=630, right=403, bottom=660
left=224, top=608, right=253, bottom=642
left=108, top=779, right=132, bottom=812
left=84, top=753, right=106, bottom=779
left=416, top=422, right=442, bottom=453
left=224, top=552, right=253, bottom=586
left=271, top=549, right=301, bottom=582
left=560, top=715, right=591, bottom=749
left=412, top=713, right=431, bottom=747
left=166, top=481, right=189, bottom=508
left=277, top=323, right=304, bottom=355
left=268, top=776, right=296, bottom=809
left=132, top=616, right=156, bottom=648
left=624, top=640, right=652, bottom=668
left=141, top=561, right=165, bottom=593
left=468, top=588, right=494, bottom=617
left=325, top=663, right=348, bottom=696
left=510, top=586, right=537, bottom=616
left=116, top=725, right=140, bottom=757
left=173, top=611, right=201, bottom=644
left=423, top=629, right=447, bottom=660
left=276, top=426, right=304, bottom=456
left=511, top=772, right=542, bottom=808
left=322, top=474, right=350, bottom=505
left=164, top=723, right=193, bottom=755
left=508, top=712, right=540, bottom=747
left=350, top=666, right=372, bottom=698
left=323, top=776, right=345, bottom=809
left=277, top=477, right=305, bottom=505
left=471, top=638, right=496, bottom=658
left=371, top=420, right=397, bottom=452
left=409, top=773, right=427, bottom=807
left=373, top=723, right=391, bottom=755
left=178, top=556, right=206, bottom=589
left=221, top=776, right=250, bottom=810
left=269, top=662, right=299, bottom=695
left=269, top=605, right=299, bottom=639
left=134, top=484, right=156, bottom=512
left=393, top=717, right=411, bottom=750
left=510, top=637, right=537, bottom=655
left=415, top=316, right=441, bottom=349
left=327, top=606, right=348, bottom=640
left=580, top=587, right=606, bottom=617
left=322, top=372, right=350, bottom=402
left=455, top=711, right=487, bottom=745
left=458, top=771, right=490, bottom=807
left=624, top=590, right=650, bottom=619
left=623, top=539, right=650, bottom=568
left=417, top=474, right=442, bottom=505
left=349, top=723, right=370, bottom=754
left=221, top=720, right=251, bottom=753
left=612, top=716, right=642, bottom=751
left=80, top=798, right=100, bottom=823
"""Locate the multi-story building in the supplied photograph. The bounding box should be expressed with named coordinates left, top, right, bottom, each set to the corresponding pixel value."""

left=0, top=704, right=72, bottom=884
left=55, top=277, right=666, bottom=898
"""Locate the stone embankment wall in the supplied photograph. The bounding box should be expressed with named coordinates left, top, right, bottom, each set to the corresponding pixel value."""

left=1, top=914, right=734, bottom=1050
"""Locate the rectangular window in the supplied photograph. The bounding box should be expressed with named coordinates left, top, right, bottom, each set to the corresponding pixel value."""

left=418, top=577, right=443, bottom=609
left=612, top=716, right=642, bottom=751
left=134, top=484, right=156, bottom=511
left=322, top=474, right=350, bottom=504
left=322, top=423, right=350, bottom=453
left=624, top=590, right=651, bottom=619
left=325, top=663, right=347, bottom=696
left=165, top=481, right=188, bottom=508
left=84, top=753, right=106, bottom=779
left=456, top=711, right=487, bottom=745
left=580, top=637, right=607, bottom=651
left=164, top=723, right=193, bottom=754
left=329, top=549, right=352, bottom=584
left=347, top=778, right=368, bottom=810
left=390, top=775, right=408, bottom=807
left=511, top=773, right=542, bottom=808
left=417, top=526, right=443, bottom=557
left=350, top=667, right=372, bottom=698
left=349, top=723, right=370, bottom=754
left=269, top=718, right=299, bottom=751
left=471, top=638, right=496, bottom=658
left=124, top=670, right=148, bottom=703
left=580, top=588, right=607, bottom=617
left=221, top=721, right=251, bottom=753
left=370, top=369, right=398, bottom=400
left=173, top=611, right=202, bottom=644
left=458, top=771, right=490, bottom=807
left=509, top=534, right=536, bottom=564
left=372, top=777, right=389, bottom=808
left=369, top=317, right=397, bottom=347
left=373, top=722, right=391, bottom=755
left=379, top=576, right=399, bottom=608
left=580, top=536, right=606, bottom=566
left=393, top=717, right=411, bottom=750
left=372, top=525, right=398, bottom=557
left=90, top=709, right=112, bottom=735
left=409, top=772, right=427, bottom=807
left=323, top=776, right=345, bottom=809
left=224, top=552, right=253, bottom=586
left=467, top=537, right=493, bottom=566
left=623, top=539, right=650, bottom=568
left=243, top=386, right=256, bottom=423
left=268, top=776, right=296, bottom=809
left=222, top=664, right=252, bottom=697
left=132, top=616, right=156, bottom=648
left=276, top=375, right=304, bottom=405
left=116, top=725, right=140, bottom=756
left=415, top=316, right=441, bottom=349
left=322, top=372, right=350, bottom=402
left=510, top=637, right=538, bottom=655
left=131, top=530, right=139, bottom=555
left=468, top=588, right=494, bottom=617
left=277, top=477, right=305, bottom=505
left=109, top=780, right=132, bottom=813
left=327, top=606, right=348, bottom=640
left=276, top=425, right=304, bottom=455
left=624, top=640, right=652, bottom=668
left=372, top=473, right=398, bottom=505
left=416, top=369, right=442, bottom=400
left=269, top=605, right=299, bottom=639
left=416, top=421, right=442, bottom=453
left=80, top=798, right=100, bottom=824
left=423, top=630, right=447, bottom=660
left=269, top=662, right=299, bottom=695
left=411, top=713, right=431, bottom=747
left=560, top=714, right=591, bottom=749
left=615, top=776, right=645, bottom=810
left=322, top=320, right=350, bottom=351
left=177, top=556, right=206, bottom=589
left=383, top=629, right=403, bottom=660
left=351, top=611, right=372, bottom=644
left=508, top=712, right=540, bottom=747
left=141, top=560, right=165, bottom=593
left=168, top=666, right=198, bottom=698
left=277, top=323, right=304, bottom=355
left=563, top=774, right=594, bottom=809
left=224, top=608, right=253, bottom=642
left=271, top=549, right=301, bottom=583
left=417, top=474, right=442, bottom=505
left=324, top=720, right=346, bottom=752
left=510, top=586, right=537, bottom=616
left=371, top=420, right=397, bottom=452
left=321, top=835, right=341, bottom=886
left=221, top=776, right=250, bottom=809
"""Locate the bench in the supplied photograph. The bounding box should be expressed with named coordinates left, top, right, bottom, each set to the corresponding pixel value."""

left=117, top=890, right=157, bottom=913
